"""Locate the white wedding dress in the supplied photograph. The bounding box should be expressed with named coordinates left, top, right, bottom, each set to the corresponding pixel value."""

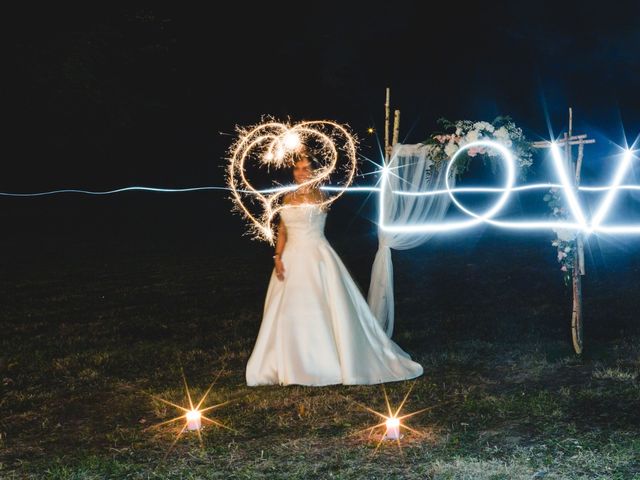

left=246, top=203, right=423, bottom=386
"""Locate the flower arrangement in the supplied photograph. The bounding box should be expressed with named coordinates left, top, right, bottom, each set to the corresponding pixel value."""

left=543, top=187, right=577, bottom=285
left=421, top=116, right=534, bottom=178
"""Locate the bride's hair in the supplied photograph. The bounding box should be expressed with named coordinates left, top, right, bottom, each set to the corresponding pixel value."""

left=291, top=146, right=325, bottom=200
left=292, top=146, right=318, bottom=168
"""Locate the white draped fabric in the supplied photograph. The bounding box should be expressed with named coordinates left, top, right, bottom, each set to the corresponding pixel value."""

left=367, top=143, right=456, bottom=337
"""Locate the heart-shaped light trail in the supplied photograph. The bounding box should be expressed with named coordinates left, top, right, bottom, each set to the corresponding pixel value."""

left=227, top=119, right=358, bottom=244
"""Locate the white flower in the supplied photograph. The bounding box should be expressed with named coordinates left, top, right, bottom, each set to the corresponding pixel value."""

left=494, top=126, right=509, bottom=139
left=474, top=121, right=494, bottom=133
left=444, top=141, right=459, bottom=157
left=465, top=130, right=480, bottom=143
left=493, top=126, right=512, bottom=148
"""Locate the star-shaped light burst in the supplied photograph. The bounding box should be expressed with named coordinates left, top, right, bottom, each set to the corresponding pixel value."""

left=149, top=369, right=232, bottom=453
left=350, top=381, right=429, bottom=455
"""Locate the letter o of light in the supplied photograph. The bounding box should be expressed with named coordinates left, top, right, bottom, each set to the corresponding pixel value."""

left=444, top=140, right=517, bottom=221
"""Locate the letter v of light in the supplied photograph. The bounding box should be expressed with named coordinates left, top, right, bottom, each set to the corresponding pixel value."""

left=589, top=149, right=634, bottom=234
left=550, top=142, right=588, bottom=231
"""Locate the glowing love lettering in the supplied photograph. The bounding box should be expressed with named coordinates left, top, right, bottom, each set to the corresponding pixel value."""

left=378, top=140, right=638, bottom=235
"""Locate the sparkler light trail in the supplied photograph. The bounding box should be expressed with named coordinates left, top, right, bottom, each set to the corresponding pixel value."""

left=589, top=148, right=634, bottom=232
left=549, top=142, right=588, bottom=230
left=227, top=119, right=358, bottom=244
left=2, top=137, right=640, bottom=235
left=444, top=140, right=516, bottom=222
left=0, top=186, right=235, bottom=197
left=4, top=183, right=639, bottom=198
left=378, top=140, right=640, bottom=234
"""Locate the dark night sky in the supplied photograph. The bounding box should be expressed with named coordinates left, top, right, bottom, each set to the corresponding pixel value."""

left=3, top=1, right=640, bottom=193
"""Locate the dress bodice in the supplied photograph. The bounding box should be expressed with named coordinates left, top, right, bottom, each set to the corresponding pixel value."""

left=280, top=204, right=327, bottom=244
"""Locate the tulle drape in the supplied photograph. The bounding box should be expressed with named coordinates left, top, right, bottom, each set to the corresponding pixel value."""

left=368, top=143, right=455, bottom=336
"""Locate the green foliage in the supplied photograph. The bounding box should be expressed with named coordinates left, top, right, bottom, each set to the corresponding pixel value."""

left=1, top=234, right=639, bottom=478
left=543, top=188, right=578, bottom=285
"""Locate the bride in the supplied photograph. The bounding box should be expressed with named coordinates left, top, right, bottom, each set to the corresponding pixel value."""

left=246, top=149, right=423, bottom=386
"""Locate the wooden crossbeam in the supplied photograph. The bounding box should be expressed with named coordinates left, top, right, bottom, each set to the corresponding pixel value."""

left=531, top=136, right=595, bottom=149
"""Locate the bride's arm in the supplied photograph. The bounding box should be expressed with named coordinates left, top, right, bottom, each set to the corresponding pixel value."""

left=274, top=218, right=286, bottom=281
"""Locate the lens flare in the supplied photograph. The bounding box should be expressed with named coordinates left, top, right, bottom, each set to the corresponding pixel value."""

left=147, top=369, right=232, bottom=456
left=347, top=382, right=434, bottom=455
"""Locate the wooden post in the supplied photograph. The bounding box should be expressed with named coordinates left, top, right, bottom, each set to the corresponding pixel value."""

left=576, top=142, right=586, bottom=275
left=531, top=111, right=594, bottom=354
left=568, top=107, right=584, bottom=355
left=392, top=109, right=401, bottom=147
left=384, top=88, right=391, bottom=162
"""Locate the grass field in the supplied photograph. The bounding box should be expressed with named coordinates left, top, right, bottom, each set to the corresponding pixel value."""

left=1, top=198, right=639, bottom=478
